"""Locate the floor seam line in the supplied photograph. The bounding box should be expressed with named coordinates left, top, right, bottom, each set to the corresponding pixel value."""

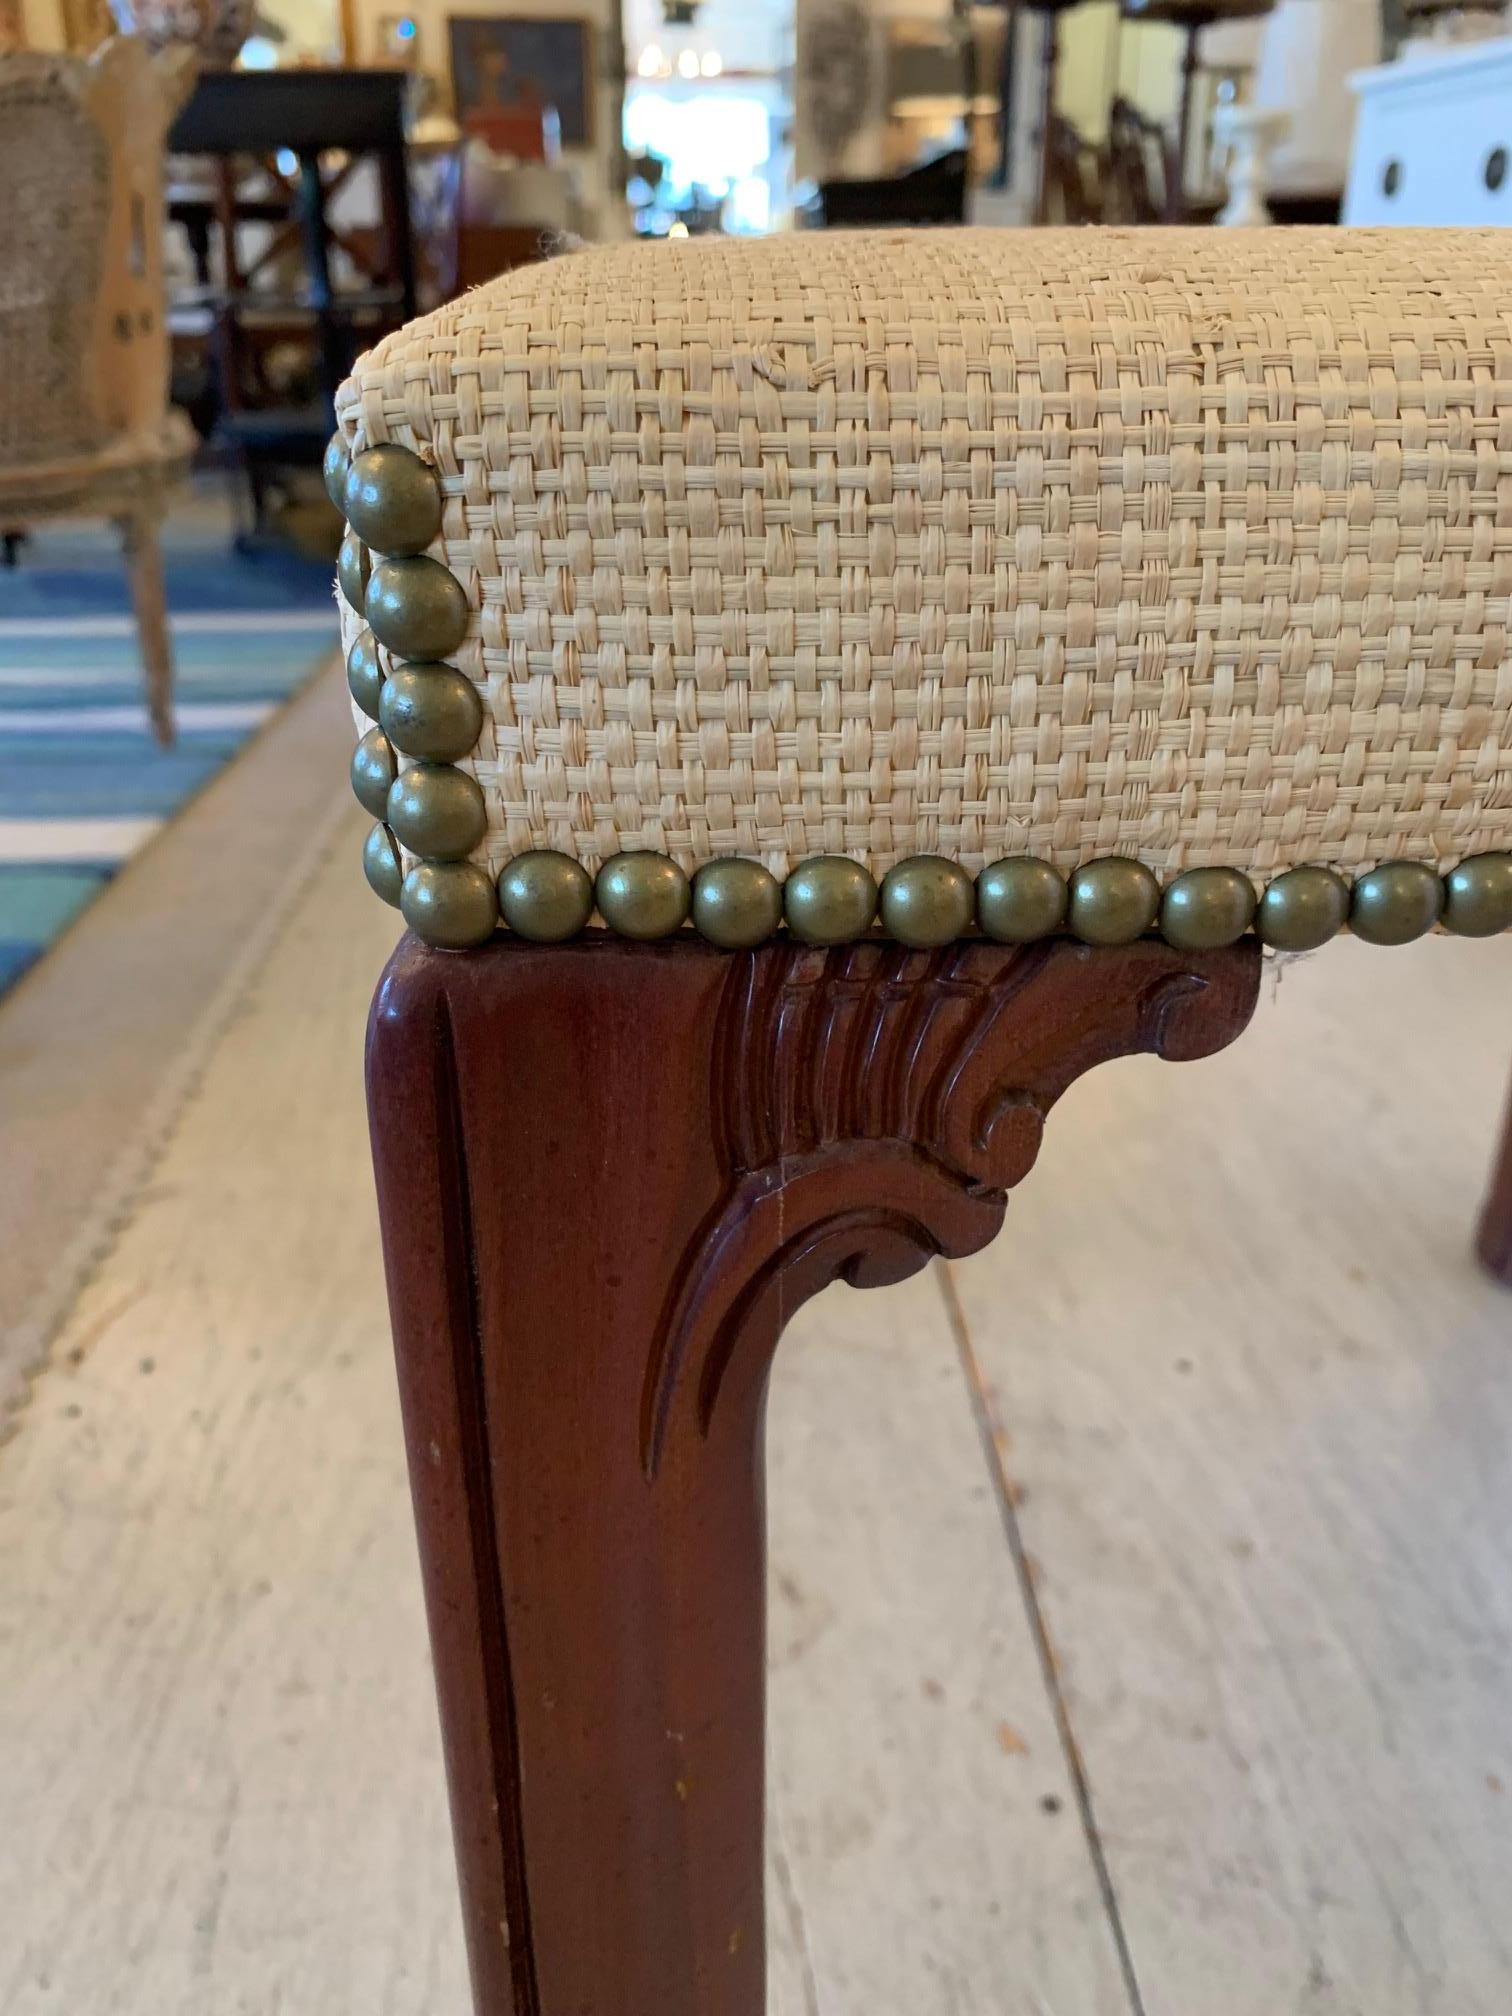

left=933, top=1257, right=1149, bottom=2016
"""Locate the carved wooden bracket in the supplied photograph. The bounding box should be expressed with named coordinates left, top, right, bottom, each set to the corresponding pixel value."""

left=645, top=937, right=1257, bottom=1475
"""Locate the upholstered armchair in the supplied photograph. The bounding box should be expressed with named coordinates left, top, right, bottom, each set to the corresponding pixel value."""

left=333, top=229, right=1512, bottom=2014
left=0, top=40, right=196, bottom=745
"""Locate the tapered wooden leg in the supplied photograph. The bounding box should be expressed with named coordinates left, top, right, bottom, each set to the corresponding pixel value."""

left=1476, top=1070, right=1512, bottom=1284
left=117, top=505, right=175, bottom=748
left=366, top=931, right=1259, bottom=2016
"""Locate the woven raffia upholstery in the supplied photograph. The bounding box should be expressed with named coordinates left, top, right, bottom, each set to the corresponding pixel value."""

left=337, top=227, right=1512, bottom=882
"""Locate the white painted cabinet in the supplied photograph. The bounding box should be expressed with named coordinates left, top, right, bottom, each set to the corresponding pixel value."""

left=1345, top=37, right=1512, bottom=224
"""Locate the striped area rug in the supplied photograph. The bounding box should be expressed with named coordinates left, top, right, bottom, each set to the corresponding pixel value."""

left=0, top=503, right=337, bottom=996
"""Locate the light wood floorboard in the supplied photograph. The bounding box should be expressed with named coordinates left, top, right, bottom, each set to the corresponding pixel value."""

left=0, top=659, right=351, bottom=1411
left=768, top=1284, right=1130, bottom=2013
left=948, top=934, right=1512, bottom=2015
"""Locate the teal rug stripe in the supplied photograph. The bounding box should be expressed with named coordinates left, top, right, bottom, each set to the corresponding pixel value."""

left=0, top=869, right=111, bottom=992
left=0, top=505, right=336, bottom=997
left=1, top=742, right=266, bottom=819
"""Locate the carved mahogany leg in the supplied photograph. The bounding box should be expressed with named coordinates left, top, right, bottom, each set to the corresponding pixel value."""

left=1476, top=1069, right=1512, bottom=1285
left=366, top=931, right=1259, bottom=2016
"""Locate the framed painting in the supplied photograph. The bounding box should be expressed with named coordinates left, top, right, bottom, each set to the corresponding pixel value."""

left=449, top=15, right=593, bottom=150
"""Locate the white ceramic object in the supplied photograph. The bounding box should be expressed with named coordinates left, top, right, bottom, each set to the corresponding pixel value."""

left=1251, top=0, right=1380, bottom=196
left=1345, top=34, right=1512, bottom=222
left=1214, top=102, right=1290, bottom=223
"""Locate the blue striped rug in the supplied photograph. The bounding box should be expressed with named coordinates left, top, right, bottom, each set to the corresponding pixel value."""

left=0, top=504, right=337, bottom=996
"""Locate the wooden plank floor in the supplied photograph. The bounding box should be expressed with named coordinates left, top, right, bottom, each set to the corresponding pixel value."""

left=1, top=809, right=1509, bottom=2012
left=947, top=929, right=1512, bottom=2014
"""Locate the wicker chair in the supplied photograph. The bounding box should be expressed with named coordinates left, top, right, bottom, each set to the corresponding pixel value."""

left=0, top=40, right=196, bottom=745
left=334, top=229, right=1512, bottom=2016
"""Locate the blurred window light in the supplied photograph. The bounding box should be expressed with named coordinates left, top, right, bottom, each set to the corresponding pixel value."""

left=699, top=49, right=722, bottom=76
left=624, top=88, right=771, bottom=191
left=726, top=174, right=770, bottom=232
left=637, top=43, right=664, bottom=76
left=676, top=48, right=701, bottom=77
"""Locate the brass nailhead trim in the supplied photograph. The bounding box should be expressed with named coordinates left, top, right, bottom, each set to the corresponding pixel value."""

left=336, top=427, right=1512, bottom=959
left=335, top=431, right=497, bottom=950
left=380, top=847, right=1512, bottom=951
left=362, top=823, right=403, bottom=908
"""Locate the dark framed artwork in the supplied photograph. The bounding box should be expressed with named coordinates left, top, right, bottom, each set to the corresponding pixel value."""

left=449, top=15, right=593, bottom=149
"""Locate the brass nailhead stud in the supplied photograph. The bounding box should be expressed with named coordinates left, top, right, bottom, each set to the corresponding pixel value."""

left=346, top=628, right=384, bottom=719
left=365, top=554, right=469, bottom=660
left=1350, top=860, right=1443, bottom=945
left=976, top=858, right=1068, bottom=943
left=401, top=862, right=498, bottom=948
left=596, top=853, right=691, bottom=939
left=498, top=850, right=595, bottom=942
left=343, top=443, right=444, bottom=557
left=784, top=856, right=878, bottom=946
left=386, top=763, right=488, bottom=861
left=379, top=663, right=484, bottom=764
left=691, top=858, right=783, bottom=948
left=1160, top=867, right=1256, bottom=950
left=1067, top=858, right=1160, bottom=946
left=1254, top=865, right=1351, bottom=953
left=337, top=531, right=371, bottom=614
left=323, top=431, right=351, bottom=513
left=350, top=726, right=396, bottom=819
left=1442, top=853, right=1512, bottom=938
left=879, top=856, right=975, bottom=949
left=362, top=823, right=403, bottom=908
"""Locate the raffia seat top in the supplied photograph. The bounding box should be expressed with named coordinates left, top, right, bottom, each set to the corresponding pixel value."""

left=335, top=228, right=1512, bottom=949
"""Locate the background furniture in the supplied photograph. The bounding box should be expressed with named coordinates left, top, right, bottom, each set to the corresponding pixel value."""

left=1345, top=35, right=1512, bottom=224
left=1023, top=0, right=1094, bottom=222
left=1120, top=0, right=1273, bottom=215
left=816, top=146, right=969, bottom=225
left=0, top=39, right=196, bottom=744
left=1104, top=93, right=1178, bottom=218
left=167, top=66, right=415, bottom=536
left=337, top=228, right=1512, bottom=2016
left=426, top=144, right=573, bottom=297
left=1041, top=111, right=1103, bottom=220
left=1251, top=0, right=1377, bottom=217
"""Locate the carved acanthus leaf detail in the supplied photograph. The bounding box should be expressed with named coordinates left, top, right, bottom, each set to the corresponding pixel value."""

left=642, top=938, right=1258, bottom=1474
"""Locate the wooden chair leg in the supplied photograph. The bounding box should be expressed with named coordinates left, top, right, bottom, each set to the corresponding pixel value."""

left=365, top=931, right=1260, bottom=2016
left=1476, top=1068, right=1512, bottom=1285
left=116, top=506, right=175, bottom=748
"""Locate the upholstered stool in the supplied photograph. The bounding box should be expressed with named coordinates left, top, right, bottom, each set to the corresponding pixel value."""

left=337, top=229, right=1512, bottom=2015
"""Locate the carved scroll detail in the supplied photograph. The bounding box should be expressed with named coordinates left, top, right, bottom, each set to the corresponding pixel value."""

left=642, top=938, right=1257, bottom=1475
